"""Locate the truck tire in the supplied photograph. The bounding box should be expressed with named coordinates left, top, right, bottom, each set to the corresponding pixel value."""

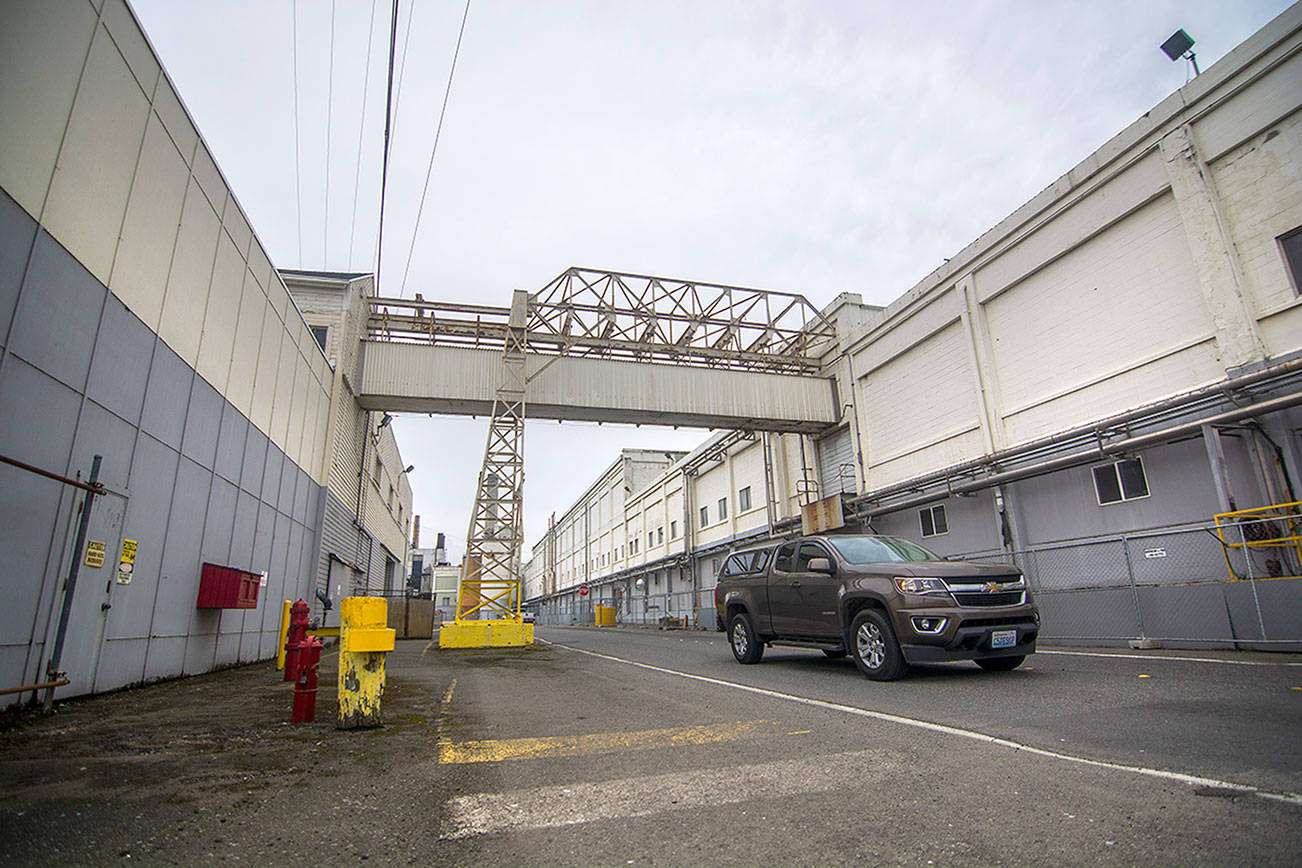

left=849, top=609, right=908, bottom=681
left=729, top=612, right=764, bottom=664
left=976, top=655, right=1025, bottom=671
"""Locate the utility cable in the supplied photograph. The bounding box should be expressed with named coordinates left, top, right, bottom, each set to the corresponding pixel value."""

left=399, top=0, right=472, bottom=296
left=291, top=0, right=303, bottom=265
left=348, top=0, right=380, bottom=271
left=390, top=0, right=418, bottom=143
left=375, top=0, right=401, bottom=295
left=324, top=0, right=337, bottom=269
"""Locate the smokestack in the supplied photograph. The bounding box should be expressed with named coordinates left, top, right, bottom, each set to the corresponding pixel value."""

left=412, top=515, right=420, bottom=548
left=436, top=532, right=447, bottom=565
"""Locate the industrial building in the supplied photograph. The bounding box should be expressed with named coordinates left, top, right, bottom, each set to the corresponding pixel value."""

left=525, top=6, right=1302, bottom=648
left=0, top=1, right=409, bottom=705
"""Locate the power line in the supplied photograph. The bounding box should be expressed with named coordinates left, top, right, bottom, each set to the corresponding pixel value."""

left=348, top=0, right=381, bottom=270
left=291, top=0, right=303, bottom=265
left=399, top=0, right=472, bottom=297
left=324, top=0, right=336, bottom=269
left=390, top=0, right=418, bottom=143
left=375, top=0, right=401, bottom=295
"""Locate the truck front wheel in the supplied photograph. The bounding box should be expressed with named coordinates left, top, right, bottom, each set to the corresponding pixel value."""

left=850, top=609, right=908, bottom=681
left=729, top=612, right=764, bottom=664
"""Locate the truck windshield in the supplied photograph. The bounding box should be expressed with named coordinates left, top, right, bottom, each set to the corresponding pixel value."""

left=827, top=535, right=941, bottom=564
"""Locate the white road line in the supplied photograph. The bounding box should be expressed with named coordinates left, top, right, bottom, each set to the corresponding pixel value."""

left=445, top=748, right=885, bottom=839
left=1038, top=649, right=1302, bottom=666
left=542, top=640, right=1302, bottom=807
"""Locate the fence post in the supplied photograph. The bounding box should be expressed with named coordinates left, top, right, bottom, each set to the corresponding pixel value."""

left=1121, top=534, right=1148, bottom=643
left=1240, top=523, right=1268, bottom=641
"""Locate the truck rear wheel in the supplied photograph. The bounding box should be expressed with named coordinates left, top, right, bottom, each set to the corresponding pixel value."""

left=729, top=612, right=764, bottom=664
left=850, top=609, right=908, bottom=681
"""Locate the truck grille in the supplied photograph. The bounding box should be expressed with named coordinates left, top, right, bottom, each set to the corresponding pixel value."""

left=952, top=590, right=1025, bottom=607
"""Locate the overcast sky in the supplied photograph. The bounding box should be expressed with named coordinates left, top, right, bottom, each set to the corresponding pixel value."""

left=129, top=0, right=1291, bottom=564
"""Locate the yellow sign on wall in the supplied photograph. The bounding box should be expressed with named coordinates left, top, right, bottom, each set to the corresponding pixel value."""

left=84, top=541, right=106, bottom=568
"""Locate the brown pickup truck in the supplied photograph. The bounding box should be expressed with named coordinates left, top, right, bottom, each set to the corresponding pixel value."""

left=713, top=533, right=1038, bottom=680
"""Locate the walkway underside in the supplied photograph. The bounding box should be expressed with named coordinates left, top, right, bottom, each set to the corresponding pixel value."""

left=357, top=341, right=839, bottom=433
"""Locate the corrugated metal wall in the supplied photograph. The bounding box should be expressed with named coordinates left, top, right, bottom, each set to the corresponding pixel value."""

left=818, top=426, right=855, bottom=496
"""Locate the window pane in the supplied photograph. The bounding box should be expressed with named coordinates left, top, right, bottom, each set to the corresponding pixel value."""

left=920, top=509, right=935, bottom=537
left=933, top=504, right=948, bottom=535
left=1094, top=465, right=1122, bottom=504
left=774, top=544, right=795, bottom=572
left=1281, top=226, right=1302, bottom=294
left=700, top=506, right=709, bottom=526
left=1118, top=458, right=1149, bottom=499
left=739, top=486, right=752, bottom=512
left=718, top=498, right=727, bottom=519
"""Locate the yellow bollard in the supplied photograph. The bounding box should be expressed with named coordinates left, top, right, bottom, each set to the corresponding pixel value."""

left=276, top=600, right=292, bottom=670
left=337, top=596, right=396, bottom=729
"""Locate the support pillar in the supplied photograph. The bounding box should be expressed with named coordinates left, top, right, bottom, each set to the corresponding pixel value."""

left=337, top=596, right=395, bottom=729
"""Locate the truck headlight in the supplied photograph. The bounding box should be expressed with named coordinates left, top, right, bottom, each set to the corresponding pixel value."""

left=893, top=577, right=949, bottom=595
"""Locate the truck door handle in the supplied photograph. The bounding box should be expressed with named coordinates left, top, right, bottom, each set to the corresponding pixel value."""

left=788, top=581, right=802, bottom=588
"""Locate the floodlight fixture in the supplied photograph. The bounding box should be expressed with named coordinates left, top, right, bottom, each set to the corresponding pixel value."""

left=377, top=412, right=393, bottom=429
left=1161, top=28, right=1199, bottom=75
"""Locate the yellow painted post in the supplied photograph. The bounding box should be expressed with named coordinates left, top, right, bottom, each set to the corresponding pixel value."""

left=276, top=600, right=292, bottom=670
left=337, top=596, right=396, bottom=729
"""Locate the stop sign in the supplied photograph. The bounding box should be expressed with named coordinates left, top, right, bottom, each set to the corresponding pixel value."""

left=579, top=584, right=589, bottom=596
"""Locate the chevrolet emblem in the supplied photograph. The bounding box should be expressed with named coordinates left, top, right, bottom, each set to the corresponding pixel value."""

left=982, top=582, right=1002, bottom=593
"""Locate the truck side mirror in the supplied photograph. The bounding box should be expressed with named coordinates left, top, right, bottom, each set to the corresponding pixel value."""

left=807, top=557, right=834, bottom=574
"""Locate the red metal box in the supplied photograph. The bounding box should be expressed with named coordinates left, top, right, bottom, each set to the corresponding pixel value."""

left=197, top=563, right=261, bottom=609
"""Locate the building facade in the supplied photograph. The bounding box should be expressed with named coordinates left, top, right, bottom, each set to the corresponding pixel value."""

left=0, top=1, right=410, bottom=705
left=527, top=6, right=1302, bottom=647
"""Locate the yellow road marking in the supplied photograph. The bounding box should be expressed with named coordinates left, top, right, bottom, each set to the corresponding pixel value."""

left=438, top=720, right=771, bottom=765
left=787, top=730, right=812, bottom=735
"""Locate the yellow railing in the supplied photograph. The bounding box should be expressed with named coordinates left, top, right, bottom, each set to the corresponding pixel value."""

left=1212, top=501, right=1302, bottom=580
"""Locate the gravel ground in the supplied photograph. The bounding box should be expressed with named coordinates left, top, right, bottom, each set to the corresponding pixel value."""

left=0, top=640, right=466, bottom=866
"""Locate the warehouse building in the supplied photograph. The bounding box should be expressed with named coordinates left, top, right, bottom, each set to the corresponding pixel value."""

left=527, top=6, right=1302, bottom=647
left=0, top=1, right=408, bottom=705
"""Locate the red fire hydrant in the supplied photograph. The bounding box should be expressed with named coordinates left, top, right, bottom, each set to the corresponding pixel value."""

left=283, top=599, right=310, bottom=682
left=292, top=637, right=323, bottom=723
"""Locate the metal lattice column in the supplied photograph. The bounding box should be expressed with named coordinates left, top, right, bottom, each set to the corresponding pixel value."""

left=455, top=290, right=529, bottom=623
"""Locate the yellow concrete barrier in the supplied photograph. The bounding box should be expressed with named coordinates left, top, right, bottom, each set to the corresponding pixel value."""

left=439, top=619, right=534, bottom=648
left=595, top=605, right=616, bottom=627
left=337, top=597, right=396, bottom=729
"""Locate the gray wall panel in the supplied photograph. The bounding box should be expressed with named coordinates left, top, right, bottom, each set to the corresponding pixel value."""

left=213, top=401, right=246, bottom=484
left=294, top=466, right=310, bottom=525
left=230, top=490, right=259, bottom=571
left=69, top=400, right=136, bottom=494
left=142, top=635, right=186, bottom=682
left=86, top=294, right=152, bottom=425
left=0, top=355, right=80, bottom=473
left=239, top=424, right=267, bottom=495
left=213, top=625, right=240, bottom=668
left=182, top=625, right=217, bottom=675
left=153, top=456, right=210, bottom=637
left=139, top=342, right=192, bottom=450
left=0, top=190, right=36, bottom=339
left=8, top=232, right=103, bottom=392
left=114, top=432, right=179, bottom=640
left=95, top=637, right=147, bottom=695
left=260, top=444, right=282, bottom=506
left=277, top=449, right=296, bottom=515
left=200, top=475, right=236, bottom=566
left=180, top=375, right=221, bottom=467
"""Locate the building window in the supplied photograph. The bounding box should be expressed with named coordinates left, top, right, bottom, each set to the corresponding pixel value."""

left=919, top=504, right=948, bottom=537
left=670, top=520, right=678, bottom=538
left=310, top=325, right=328, bottom=352
left=700, top=506, right=709, bottom=527
left=1280, top=226, right=1302, bottom=294
left=657, top=527, right=664, bottom=544
left=718, top=498, right=728, bottom=521
left=1093, top=457, right=1150, bottom=505
left=739, top=486, right=752, bottom=512
left=648, top=532, right=654, bottom=548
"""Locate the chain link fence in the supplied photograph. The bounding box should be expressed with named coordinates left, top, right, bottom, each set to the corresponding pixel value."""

left=531, top=588, right=718, bottom=631
left=961, top=516, right=1301, bottom=649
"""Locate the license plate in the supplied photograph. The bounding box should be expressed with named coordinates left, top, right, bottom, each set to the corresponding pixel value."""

left=991, top=629, right=1017, bottom=649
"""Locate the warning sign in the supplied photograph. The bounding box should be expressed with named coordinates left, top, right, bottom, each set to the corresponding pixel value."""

left=84, top=541, right=106, bottom=568
left=117, top=539, right=138, bottom=585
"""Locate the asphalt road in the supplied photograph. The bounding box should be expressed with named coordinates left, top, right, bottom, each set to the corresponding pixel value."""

left=432, top=626, right=1301, bottom=865
left=1, top=630, right=1298, bottom=866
